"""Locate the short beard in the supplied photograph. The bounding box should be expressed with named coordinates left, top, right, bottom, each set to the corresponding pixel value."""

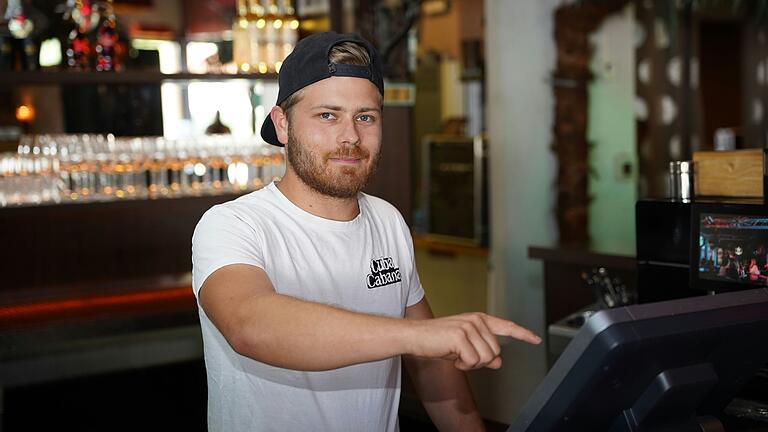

left=285, top=126, right=380, bottom=199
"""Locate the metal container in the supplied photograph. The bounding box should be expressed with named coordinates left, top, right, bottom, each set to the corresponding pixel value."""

left=669, top=160, right=694, bottom=200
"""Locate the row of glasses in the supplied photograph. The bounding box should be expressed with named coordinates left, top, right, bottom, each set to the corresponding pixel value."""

left=0, top=133, right=286, bottom=207
left=0, top=151, right=64, bottom=207
left=1, top=134, right=68, bottom=206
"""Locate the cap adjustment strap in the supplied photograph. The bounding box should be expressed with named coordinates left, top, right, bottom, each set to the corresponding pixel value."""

left=328, top=62, right=372, bottom=79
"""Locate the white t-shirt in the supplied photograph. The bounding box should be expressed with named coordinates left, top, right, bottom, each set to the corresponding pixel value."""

left=191, top=182, right=425, bottom=432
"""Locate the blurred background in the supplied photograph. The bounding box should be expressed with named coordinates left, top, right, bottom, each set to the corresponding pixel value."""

left=1, top=0, right=768, bottom=430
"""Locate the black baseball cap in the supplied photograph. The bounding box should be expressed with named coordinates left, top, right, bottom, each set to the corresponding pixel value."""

left=260, top=31, right=385, bottom=147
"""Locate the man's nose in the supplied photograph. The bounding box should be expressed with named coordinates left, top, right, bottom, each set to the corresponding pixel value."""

left=337, top=116, right=361, bottom=146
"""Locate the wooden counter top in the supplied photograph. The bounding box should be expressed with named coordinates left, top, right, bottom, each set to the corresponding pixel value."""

left=412, top=234, right=489, bottom=258
left=528, top=244, right=636, bottom=270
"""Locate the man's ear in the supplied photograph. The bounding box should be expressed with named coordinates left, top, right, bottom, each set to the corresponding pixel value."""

left=270, top=106, right=289, bottom=146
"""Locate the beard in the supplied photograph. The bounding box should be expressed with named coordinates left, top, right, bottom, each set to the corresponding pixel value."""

left=285, top=129, right=380, bottom=199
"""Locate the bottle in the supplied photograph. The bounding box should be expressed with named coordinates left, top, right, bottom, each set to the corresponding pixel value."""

left=66, top=0, right=92, bottom=71
left=233, top=0, right=251, bottom=72
left=70, top=0, right=99, bottom=33
left=264, top=0, right=280, bottom=72
left=280, top=0, right=299, bottom=69
left=4, top=0, right=38, bottom=71
left=94, top=0, right=119, bottom=72
left=246, top=0, right=267, bottom=74
left=1, top=11, right=16, bottom=71
left=66, top=24, right=90, bottom=70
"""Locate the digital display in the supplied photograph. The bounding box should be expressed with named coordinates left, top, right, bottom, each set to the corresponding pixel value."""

left=697, top=213, right=768, bottom=286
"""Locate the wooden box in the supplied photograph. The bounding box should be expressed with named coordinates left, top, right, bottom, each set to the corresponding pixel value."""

left=693, top=149, right=764, bottom=197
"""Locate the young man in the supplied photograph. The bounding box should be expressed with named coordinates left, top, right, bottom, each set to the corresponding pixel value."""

left=192, top=32, right=540, bottom=432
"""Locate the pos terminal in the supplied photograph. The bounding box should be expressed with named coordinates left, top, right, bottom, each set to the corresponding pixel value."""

left=509, top=288, right=768, bottom=431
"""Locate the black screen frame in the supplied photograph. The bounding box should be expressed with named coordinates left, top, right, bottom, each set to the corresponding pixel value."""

left=690, top=201, right=768, bottom=293
left=508, top=288, right=768, bottom=431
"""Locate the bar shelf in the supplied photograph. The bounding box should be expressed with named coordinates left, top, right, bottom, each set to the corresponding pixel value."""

left=0, top=71, right=278, bottom=87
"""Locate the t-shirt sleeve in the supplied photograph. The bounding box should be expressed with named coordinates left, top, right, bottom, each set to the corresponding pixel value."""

left=399, top=217, right=425, bottom=307
left=191, top=205, right=265, bottom=299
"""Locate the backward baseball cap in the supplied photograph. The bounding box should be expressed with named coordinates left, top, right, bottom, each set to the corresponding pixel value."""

left=260, top=31, right=385, bottom=147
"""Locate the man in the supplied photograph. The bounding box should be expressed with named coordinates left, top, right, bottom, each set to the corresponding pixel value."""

left=192, top=32, right=540, bottom=432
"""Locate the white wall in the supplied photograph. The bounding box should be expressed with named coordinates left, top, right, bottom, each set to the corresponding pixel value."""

left=587, top=4, right=638, bottom=253
left=474, top=0, right=560, bottom=424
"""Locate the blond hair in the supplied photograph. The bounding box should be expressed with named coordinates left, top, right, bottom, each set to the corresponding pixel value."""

left=280, top=41, right=372, bottom=117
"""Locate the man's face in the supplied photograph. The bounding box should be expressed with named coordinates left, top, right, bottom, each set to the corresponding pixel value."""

left=283, top=76, right=382, bottom=199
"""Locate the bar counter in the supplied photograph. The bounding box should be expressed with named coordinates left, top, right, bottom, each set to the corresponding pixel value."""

left=528, top=242, right=636, bottom=326
left=0, top=273, right=199, bottom=386
left=0, top=191, right=245, bottom=428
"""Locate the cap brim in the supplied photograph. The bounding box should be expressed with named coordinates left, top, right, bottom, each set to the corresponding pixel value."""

left=260, top=114, right=284, bottom=147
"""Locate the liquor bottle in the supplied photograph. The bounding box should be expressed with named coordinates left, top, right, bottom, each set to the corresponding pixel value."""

left=1, top=14, right=14, bottom=71
left=247, top=0, right=267, bottom=73
left=70, top=0, right=100, bottom=33
left=264, top=0, right=280, bottom=72
left=66, top=25, right=90, bottom=70
left=232, top=0, right=251, bottom=72
left=94, top=0, right=119, bottom=71
left=4, top=0, right=38, bottom=71
left=66, top=0, right=92, bottom=70
left=280, top=0, right=299, bottom=68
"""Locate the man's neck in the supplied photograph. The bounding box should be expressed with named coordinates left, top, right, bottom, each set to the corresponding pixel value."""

left=275, top=172, right=360, bottom=222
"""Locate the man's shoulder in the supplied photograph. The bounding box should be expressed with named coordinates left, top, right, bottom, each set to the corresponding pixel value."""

left=360, top=193, right=401, bottom=217
left=359, top=193, right=409, bottom=229
left=224, top=186, right=277, bottom=211
left=196, top=186, right=279, bottom=230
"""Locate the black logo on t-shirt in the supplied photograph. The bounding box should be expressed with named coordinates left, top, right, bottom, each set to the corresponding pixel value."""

left=366, top=256, right=402, bottom=289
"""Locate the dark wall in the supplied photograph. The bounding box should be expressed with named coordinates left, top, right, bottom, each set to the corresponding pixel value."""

left=1, top=194, right=240, bottom=291
left=700, top=21, right=743, bottom=149
left=364, top=106, right=413, bottom=226
left=62, top=85, right=164, bottom=136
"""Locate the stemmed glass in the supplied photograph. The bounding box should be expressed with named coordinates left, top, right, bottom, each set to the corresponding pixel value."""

left=0, top=133, right=285, bottom=207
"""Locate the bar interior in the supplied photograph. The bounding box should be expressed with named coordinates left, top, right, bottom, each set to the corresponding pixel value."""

left=1, top=0, right=768, bottom=431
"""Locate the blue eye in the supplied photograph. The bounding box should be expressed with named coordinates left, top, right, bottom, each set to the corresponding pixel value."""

left=320, top=112, right=334, bottom=120
left=358, top=114, right=373, bottom=122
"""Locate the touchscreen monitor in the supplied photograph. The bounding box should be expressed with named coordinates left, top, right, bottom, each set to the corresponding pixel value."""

left=692, top=202, right=768, bottom=292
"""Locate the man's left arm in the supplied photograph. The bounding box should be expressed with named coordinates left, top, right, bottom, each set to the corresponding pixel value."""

left=404, top=298, right=486, bottom=432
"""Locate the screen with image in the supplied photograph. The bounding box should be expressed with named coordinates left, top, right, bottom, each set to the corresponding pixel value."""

left=698, top=213, right=768, bottom=287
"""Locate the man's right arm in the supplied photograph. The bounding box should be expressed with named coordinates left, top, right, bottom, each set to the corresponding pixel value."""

left=199, top=263, right=540, bottom=371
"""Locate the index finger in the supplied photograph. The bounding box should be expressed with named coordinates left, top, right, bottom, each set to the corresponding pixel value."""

left=482, top=314, right=542, bottom=345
